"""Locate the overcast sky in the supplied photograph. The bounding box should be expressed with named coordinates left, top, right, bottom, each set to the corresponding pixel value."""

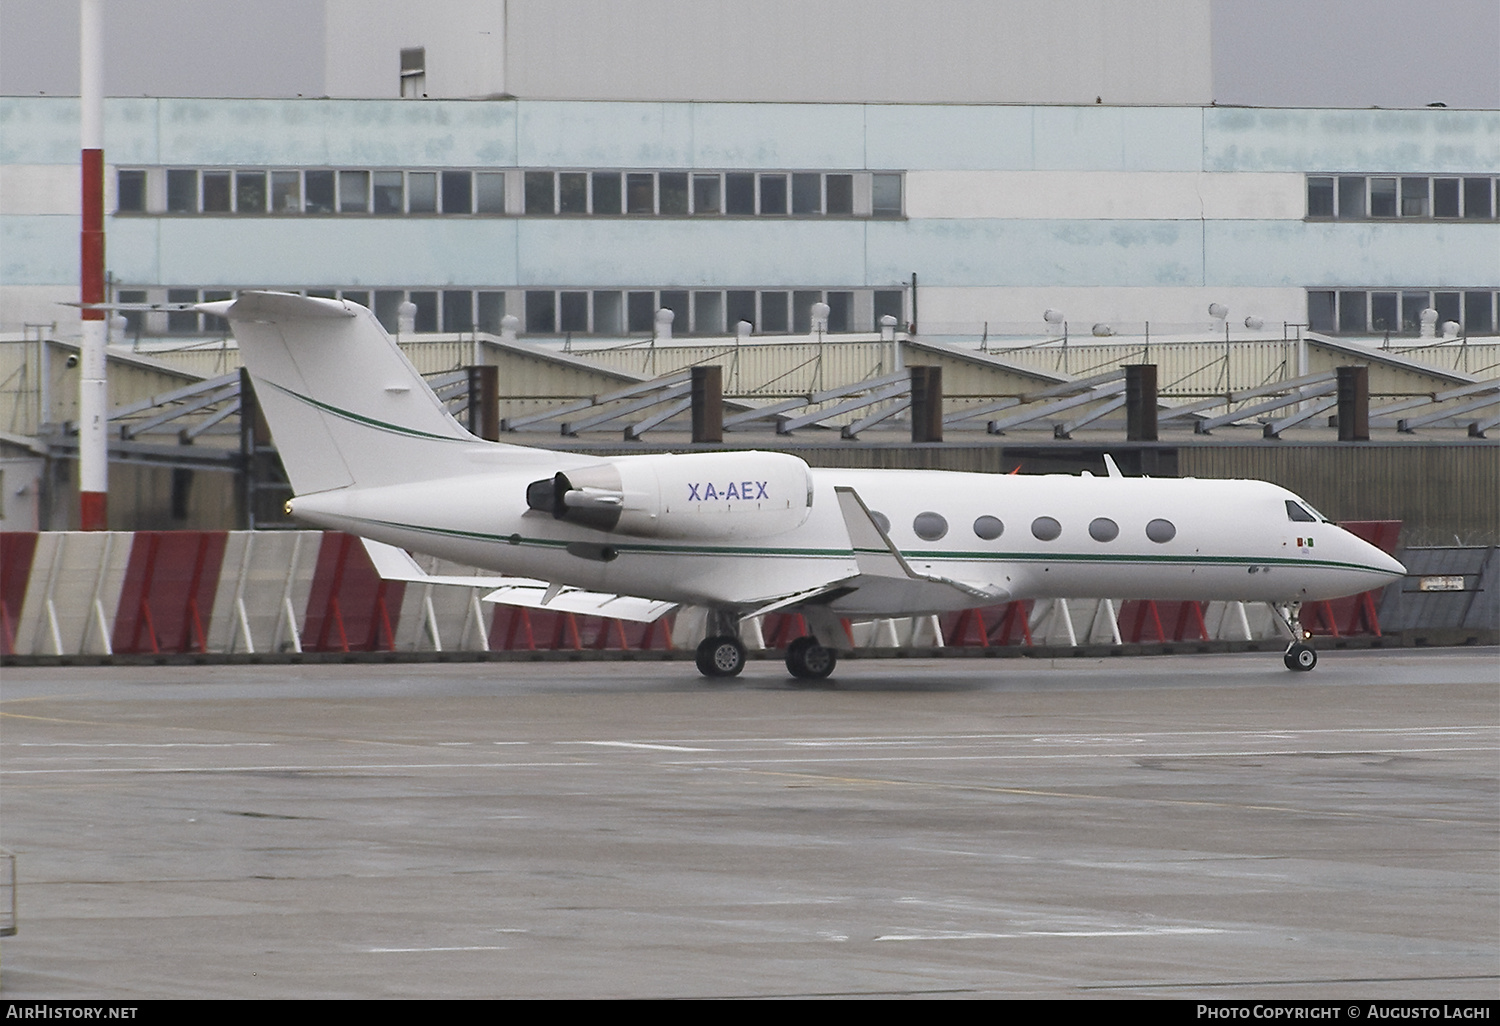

left=2, top=0, right=1497, bottom=107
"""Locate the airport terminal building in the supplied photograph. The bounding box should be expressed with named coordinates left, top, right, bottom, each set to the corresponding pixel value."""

left=2, top=0, right=1497, bottom=343
left=0, top=0, right=1496, bottom=542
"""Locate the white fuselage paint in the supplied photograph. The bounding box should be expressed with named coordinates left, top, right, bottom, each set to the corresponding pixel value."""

left=290, top=462, right=1404, bottom=617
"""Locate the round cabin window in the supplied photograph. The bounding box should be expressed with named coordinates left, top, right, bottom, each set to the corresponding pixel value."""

left=973, top=515, right=1004, bottom=540
left=1146, top=518, right=1177, bottom=543
left=1088, top=517, right=1119, bottom=542
left=913, top=512, right=948, bottom=541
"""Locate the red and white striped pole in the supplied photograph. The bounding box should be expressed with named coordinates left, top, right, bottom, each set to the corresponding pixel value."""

left=78, top=0, right=107, bottom=530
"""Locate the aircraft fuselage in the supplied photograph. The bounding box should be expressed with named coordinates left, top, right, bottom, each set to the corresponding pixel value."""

left=290, top=464, right=1403, bottom=617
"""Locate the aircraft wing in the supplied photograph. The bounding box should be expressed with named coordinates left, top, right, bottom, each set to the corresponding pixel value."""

left=741, top=489, right=1009, bottom=618
left=478, top=582, right=677, bottom=623
left=360, top=539, right=676, bottom=622
left=830, top=486, right=1010, bottom=605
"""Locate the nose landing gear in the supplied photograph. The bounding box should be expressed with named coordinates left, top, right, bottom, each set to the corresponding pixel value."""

left=1284, top=641, right=1318, bottom=671
left=1276, top=602, right=1318, bottom=671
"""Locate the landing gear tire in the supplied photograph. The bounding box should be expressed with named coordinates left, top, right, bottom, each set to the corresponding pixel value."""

left=696, top=635, right=746, bottom=678
left=786, top=636, right=837, bottom=682
left=1284, top=641, right=1317, bottom=672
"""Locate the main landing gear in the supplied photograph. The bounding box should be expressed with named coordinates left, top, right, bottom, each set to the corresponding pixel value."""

left=785, top=636, right=837, bottom=682
left=693, top=608, right=842, bottom=683
left=695, top=609, right=748, bottom=678
left=1276, top=601, right=1318, bottom=672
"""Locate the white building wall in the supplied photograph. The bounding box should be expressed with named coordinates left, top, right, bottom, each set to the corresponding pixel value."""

left=905, top=172, right=1305, bottom=220
left=2, top=97, right=1497, bottom=339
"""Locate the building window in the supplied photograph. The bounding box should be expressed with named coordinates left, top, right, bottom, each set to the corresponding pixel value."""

left=759, top=174, right=788, bottom=215
left=442, top=290, right=473, bottom=332
left=659, top=172, right=688, bottom=215
left=1313, top=287, right=1500, bottom=336
left=792, top=173, right=821, bottom=215
left=116, top=170, right=146, bottom=212
left=409, top=291, right=438, bottom=332
left=441, top=171, right=471, bottom=214
left=594, top=291, right=623, bottom=333
left=400, top=47, right=425, bottom=99
left=726, top=291, right=756, bottom=330
left=627, top=291, right=656, bottom=333
left=305, top=170, right=336, bottom=213
left=201, top=172, right=231, bottom=213
left=1369, top=177, right=1398, bottom=218
left=1337, top=176, right=1366, bottom=219
left=526, top=291, right=556, bottom=333
left=760, top=292, right=789, bottom=333
left=1309, top=173, right=1498, bottom=220
left=693, top=291, right=723, bottom=334
left=1465, top=177, right=1495, bottom=219
left=271, top=171, right=301, bottom=212
left=826, top=174, right=854, bottom=216
left=109, top=285, right=906, bottom=338
left=372, top=172, right=404, bottom=214
left=235, top=172, right=266, bottom=214
left=692, top=174, right=720, bottom=215
left=1338, top=291, right=1368, bottom=333
left=339, top=170, right=370, bottom=213
left=1400, top=177, right=1429, bottom=217
left=117, top=290, right=147, bottom=334
left=475, top=173, right=506, bottom=214
left=475, top=292, right=505, bottom=333
left=133, top=165, right=903, bottom=220
left=725, top=173, right=755, bottom=215
left=1371, top=291, right=1404, bottom=332
left=592, top=172, right=622, bottom=214
left=1464, top=292, right=1494, bottom=334
left=872, top=173, right=903, bottom=217
left=1434, top=178, right=1461, bottom=218
left=1307, top=177, right=1334, bottom=219
left=626, top=173, right=654, bottom=214
left=1305, top=291, right=1334, bottom=332
left=558, top=172, right=587, bottom=214
left=559, top=291, right=588, bottom=333
left=408, top=172, right=437, bottom=213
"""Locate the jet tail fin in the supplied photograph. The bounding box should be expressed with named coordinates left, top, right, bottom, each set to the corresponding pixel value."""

left=206, top=291, right=503, bottom=494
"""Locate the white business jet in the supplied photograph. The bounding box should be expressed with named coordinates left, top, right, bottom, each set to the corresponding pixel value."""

left=204, top=292, right=1405, bottom=680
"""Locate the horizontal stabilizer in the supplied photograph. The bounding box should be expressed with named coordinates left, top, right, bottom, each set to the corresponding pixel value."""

left=361, top=538, right=513, bottom=588
left=361, top=539, right=674, bottom=623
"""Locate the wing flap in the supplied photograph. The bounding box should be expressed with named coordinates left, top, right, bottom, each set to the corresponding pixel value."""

left=479, top=584, right=677, bottom=623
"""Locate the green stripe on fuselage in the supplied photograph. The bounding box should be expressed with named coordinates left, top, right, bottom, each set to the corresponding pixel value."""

left=343, top=515, right=1397, bottom=577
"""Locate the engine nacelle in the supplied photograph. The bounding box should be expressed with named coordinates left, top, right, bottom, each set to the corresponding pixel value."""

left=527, top=451, right=814, bottom=540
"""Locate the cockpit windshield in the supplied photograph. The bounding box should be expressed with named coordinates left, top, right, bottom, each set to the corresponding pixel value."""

left=1285, top=499, right=1328, bottom=523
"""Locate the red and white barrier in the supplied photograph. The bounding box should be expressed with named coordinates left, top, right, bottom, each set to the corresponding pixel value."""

left=0, top=526, right=1396, bottom=658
